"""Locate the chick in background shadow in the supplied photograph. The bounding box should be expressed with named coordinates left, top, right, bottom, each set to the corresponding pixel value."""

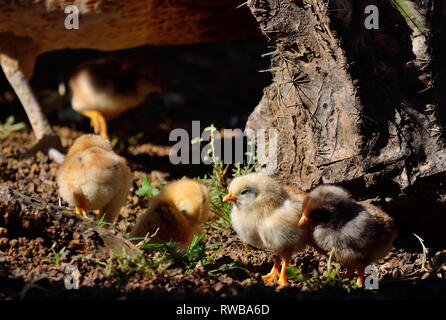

left=57, top=134, right=132, bottom=225
left=129, top=179, right=209, bottom=250
left=223, top=173, right=308, bottom=286
left=69, top=55, right=162, bottom=139
left=298, top=185, right=398, bottom=286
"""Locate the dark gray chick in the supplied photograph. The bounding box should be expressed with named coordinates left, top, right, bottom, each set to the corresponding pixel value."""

left=298, top=185, right=397, bottom=285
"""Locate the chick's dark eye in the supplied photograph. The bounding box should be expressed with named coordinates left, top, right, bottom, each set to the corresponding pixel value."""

left=312, top=209, right=330, bottom=222
left=240, top=189, right=248, bottom=195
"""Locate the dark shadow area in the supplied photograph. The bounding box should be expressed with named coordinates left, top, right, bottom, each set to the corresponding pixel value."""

left=2, top=272, right=446, bottom=300
left=0, top=37, right=271, bottom=136
left=338, top=1, right=427, bottom=156
left=0, top=37, right=271, bottom=178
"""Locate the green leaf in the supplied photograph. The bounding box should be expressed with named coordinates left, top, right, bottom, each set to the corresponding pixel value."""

left=5, top=115, right=14, bottom=126
left=136, top=176, right=160, bottom=198
left=286, top=266, right=304, bottom=281
left=140, top=243, right=166, bottom=250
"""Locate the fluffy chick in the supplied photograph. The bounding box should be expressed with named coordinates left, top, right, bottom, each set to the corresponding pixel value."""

left=298, top=185, right=397, bottom=285
left=223, top=174, right=307, bottom=286
left=57, top=134, right=132, bottom=224
left=129, top=179, right=209, bottom=249
left=69, top=55, right=162, bottom=139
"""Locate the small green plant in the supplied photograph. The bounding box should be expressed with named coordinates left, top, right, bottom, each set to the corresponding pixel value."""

left=285, top=266, right=306, bottom=282
left=121, top=215, right=129, bottom=238
left=136, top=176, right=160, bottom=198
left=127, top=132, right=144, bottom=145
left=77, top=253, right=108, bottom=267
left=0, top=116, right=25, bottom=140
left=95, top=214, right=118, bottom=230
left=184, top=234, right=223, bottom=271
left=286, top=249, right=359, bottom=292
left=111, top=132, right=144, bottom=151
left=202, top=174, right=232, bottom=229
left=129, top=228, right=158, bottom=249
left=103, top=249, right=171, bottom=285
left=41, top=246, right=66, bottom=265
left=193, top=124, right=260, bottom=230
left=231, top=139, right=258, bottom=177
left=193, top=124, right=229, bottom=190
left=138, top=234, right=223, bottom=272
left=192, top=125, right=232, bottom=228
left=209, top=260, right=250, bottom=275
left=0, top=257, right=5, bottom=263
left=413, top=233, right=429, bottom=272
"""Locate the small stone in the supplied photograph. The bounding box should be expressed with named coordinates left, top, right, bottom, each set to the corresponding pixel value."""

left=214, top=282, right=224, bottom=292
left=9, top=239, right=18, bottom=248
left=380, top=262, right=391, bottom=271
left=400, top=264, right=414, bottom=275
left=301, top=284, right=311, bottom=292
left=229, top=287, right=238, bottom=296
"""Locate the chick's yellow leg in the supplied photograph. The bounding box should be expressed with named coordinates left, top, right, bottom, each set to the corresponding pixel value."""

left=262, top=259, right=281, bottom=283
left=277, top=259, right=289, bottom=286
left=75, top=206, right=88, bottom=218
left=81, top=110, right=108, bottom=139
left=356, top=267, right=365, bottom=286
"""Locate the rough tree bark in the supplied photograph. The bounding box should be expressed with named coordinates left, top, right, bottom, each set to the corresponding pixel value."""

left=246, top=0, right=446, bottom=244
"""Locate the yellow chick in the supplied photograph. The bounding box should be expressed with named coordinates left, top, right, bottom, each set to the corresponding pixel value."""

left=57, top=134, right=132, bottom=224
left=69, top=56, right=162, bottom=139
left=298, top=185, right=397, bottom=285
left=223, top=174, right=307, bottom=286
left=129, top=179, right=209, bottom=249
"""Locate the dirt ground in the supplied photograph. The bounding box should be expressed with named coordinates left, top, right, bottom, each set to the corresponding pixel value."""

left=1, top=40, right=446, bottom=300
left=1, top=128, right=446, bottom=300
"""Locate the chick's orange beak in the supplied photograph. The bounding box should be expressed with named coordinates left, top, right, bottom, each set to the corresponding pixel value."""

left=223, top=191, right=238, bottom=203
left=298, top=211, right=309, bottom=227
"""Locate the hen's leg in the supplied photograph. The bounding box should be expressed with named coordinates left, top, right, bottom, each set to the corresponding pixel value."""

left=0, top=54, right=65, bottom=164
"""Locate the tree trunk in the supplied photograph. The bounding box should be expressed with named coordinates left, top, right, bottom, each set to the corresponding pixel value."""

left=246, top=0, right=446, bottom=245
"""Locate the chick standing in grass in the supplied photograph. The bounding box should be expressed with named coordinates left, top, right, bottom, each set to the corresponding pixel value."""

left=223, top=173, right=307, bottom=286
left=57, top=134, right=132, bottom=224
left=298, top=185, right=397, bottom=286
left=69, top=56, right=162, bottom=139
left=129, top=179, right=209, bottom=249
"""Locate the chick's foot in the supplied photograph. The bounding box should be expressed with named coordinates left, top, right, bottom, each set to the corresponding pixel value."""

left=277, top=259, right=289, bottom=286
left=75, top=206, right=88, bottom=218
left=262, top=260, right=281, bottom=283
left=82, top=110, right=108, bottom=139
